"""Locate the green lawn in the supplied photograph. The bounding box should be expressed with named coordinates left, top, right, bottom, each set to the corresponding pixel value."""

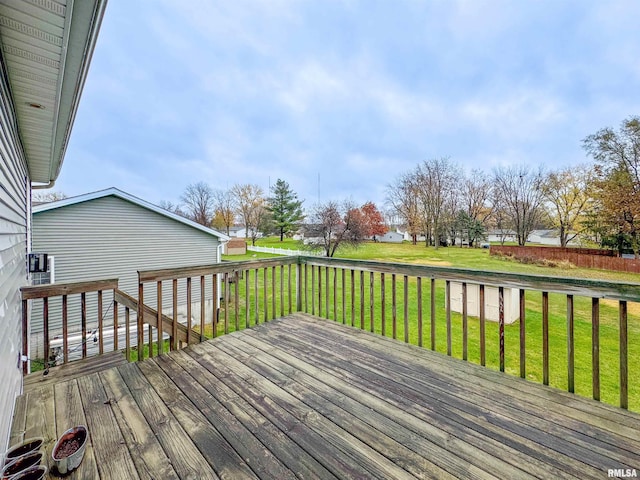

left=223, top=237, right=640, bottom=412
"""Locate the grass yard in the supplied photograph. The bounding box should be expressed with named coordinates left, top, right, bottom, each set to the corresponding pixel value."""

left=224, top=238, right=640, bottom=412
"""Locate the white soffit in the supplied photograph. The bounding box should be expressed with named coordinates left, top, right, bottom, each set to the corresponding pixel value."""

left=0, top=0, right=107, bottom=184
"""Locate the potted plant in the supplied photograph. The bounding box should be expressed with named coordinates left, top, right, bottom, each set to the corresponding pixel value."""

left=1, top=451, right=43, bottom=479
left=7, top=465, right=47, bottom=480
left=51, top=426, right=87, bottom=475
left=2, top=438, right=43, bottom=467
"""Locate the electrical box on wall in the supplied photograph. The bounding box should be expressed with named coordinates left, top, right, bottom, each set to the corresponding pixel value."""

left=28, top=253, right=48, bottom=273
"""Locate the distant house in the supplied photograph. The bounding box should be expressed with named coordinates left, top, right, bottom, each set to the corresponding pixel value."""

left=31, top=188, right=230, bottom=358
left=228, top=225, right=264, bottom=239
left=486, top=230, right=517, bottom=243
left=379, top=231, right=404, bottom=243
left=527, top=229, right=580, bottom=246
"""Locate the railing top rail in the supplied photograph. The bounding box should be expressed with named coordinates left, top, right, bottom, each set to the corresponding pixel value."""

left=300, top=256, right=640, bottom=302
left=21, top=278, right=119, bottom=300
left=138, top=256, right=299, bottom=283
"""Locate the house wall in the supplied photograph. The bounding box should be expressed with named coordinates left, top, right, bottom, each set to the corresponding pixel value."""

left=0, top=61, right=29, bottom=454
left=31, top=195, right=221, bottom=358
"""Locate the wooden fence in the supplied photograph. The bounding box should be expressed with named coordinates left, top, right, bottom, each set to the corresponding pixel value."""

left=491, top=245, right=640, bottom=273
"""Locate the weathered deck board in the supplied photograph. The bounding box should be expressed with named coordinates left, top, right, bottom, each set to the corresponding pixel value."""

left=23, top=350, right=127, bottom=393
left=8, top=313, right=640, bottom=479
left=254, top=316, right=640, bottom=474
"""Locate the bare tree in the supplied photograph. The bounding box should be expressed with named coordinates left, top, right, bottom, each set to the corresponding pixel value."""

left=493, top=165, right=545, bottom=246
left=541, top=165, right=594, bottom=247
left=180, top=182, right=215, bottom=226
left=415, top=157, right=457, bottom=248
left=462, top=170, right=493, bottom=227
left=304, top=201, right=367, bottom=257
left=213, top=188, right=235, bottom=235
left=33, top=191, right=67, bottom=203
left=158, top=200, right=186, bottom=217
left=231, top=183, right=265, bottom=238
left=386, top=172, right=420, bottom=244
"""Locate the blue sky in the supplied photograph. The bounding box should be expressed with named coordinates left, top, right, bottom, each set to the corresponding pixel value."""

left=57, top=0, right=640, bottom=210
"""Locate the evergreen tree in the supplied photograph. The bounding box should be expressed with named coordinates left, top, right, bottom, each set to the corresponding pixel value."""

left=267, top=179, right=305, bottom=241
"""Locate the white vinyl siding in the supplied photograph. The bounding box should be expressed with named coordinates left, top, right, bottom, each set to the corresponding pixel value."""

left=31, top=195, right=221, bottom=356
left=0, top=61, right=28, bottom=453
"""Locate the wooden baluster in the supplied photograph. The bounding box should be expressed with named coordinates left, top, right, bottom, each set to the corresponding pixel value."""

left=296, top=263, right=302, bottom=313
left=263, top=268, right=268, bottom=322
left=246, top=270, right=251, bottom=327
left=479, top=285, right=485, bottom=366
left=381, top=273, right=386, bottom=336
left=254, top=269, right=259, bottom=325
left=325, top=266, right=330, bottom=320
left=620, top=300, right=628, bottom=409
left=137, top=282, right=144, bottom=360
left=333, top=268, right=338, bottom=322
left=403, top=275, right=409, bottom=343
left=318, top=266, right=322, bottom=318
left=125, top=306, right=130, bottom=362
left=172, top=279, right=178, bottom=350
left=186, top=277, right=192, bottom=345
left=81, top=292, right=87, bottom=359
left=43, top=297, right=49, bottom=367
left=519, top=288, right=526, bottom=378
left=351, top=269, right=355, bottom=327
left=430, top=278, right=436, bottom=350
left=156, top=281, right=163, bottom=356
left=288, top=264, right=293, bottom=314
left=592, top=297, right=600, bottom=401
left=417, top=277, right=422, bottom=347
left=369, top=272, right=374, bottom=333
left=499, top=286, right=504, bottom=372
left=304, top=264, right=308, bottom=313
left=62, top=295, right=68, bottom=364
left=567, top=294, right=574, bottom=393
left=272, top=266, right=276, bottom=320
left=446, top=280, right=451, bottom=356
left=98, top=290, right=104, bottom=355
left=22, top=299, right=28, bottom=375
left=281, top=265, right=285, bottom=318
left=542, top=291, right=549, bottom=385
left=360, top=271, right=365, bottom=330
left=113, top=295, right=118, bottom=351
left=341, top=269, right=346, bottom=324
left=212, top=274, right=218, bottom=338
left=235, top=271, right=240, bottom=330
left=311, top=266, right=316, bottom=316
left=148, top=325, right=153, bottom=357
left=137, top=283, right=144, bottom=360
left=462, top=283, right=468, bottom=361
left=392, top=274, right=397, bottom=340
left=201, top=275, right=206, bottom=339
left=224, top=273, right=230, bottom=333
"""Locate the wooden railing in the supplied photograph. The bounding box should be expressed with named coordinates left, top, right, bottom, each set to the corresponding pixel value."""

left=21, top=256, right=639, bottom=411
left=296, top=256, right=639, bottom=411
left=135, top=256, right=299, bottom=360
left=21, top=279, right=119, bottom=374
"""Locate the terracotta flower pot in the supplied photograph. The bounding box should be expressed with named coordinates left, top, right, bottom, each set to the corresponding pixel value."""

left=1, top=451, right=43, bottom=480
left=7, top=465, right=47, bottom=480
left=2, top=438, right=43, bottom=467
left=51, top=426, right=87, bottom=475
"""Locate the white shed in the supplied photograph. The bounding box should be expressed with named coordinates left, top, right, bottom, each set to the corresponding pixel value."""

left=379, top=231, right=404, bottom=243
left=31, top=188, right=230, bottom=358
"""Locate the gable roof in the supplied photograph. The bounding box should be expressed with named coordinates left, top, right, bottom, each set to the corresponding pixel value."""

left=33, top=187, right=230, bottom=241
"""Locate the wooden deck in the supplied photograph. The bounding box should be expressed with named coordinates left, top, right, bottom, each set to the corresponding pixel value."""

left=10, top=313, right=640, bottom=479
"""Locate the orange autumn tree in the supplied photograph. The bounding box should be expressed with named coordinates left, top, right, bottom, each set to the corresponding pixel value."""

left=361, top=201, right=387, bottom=241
